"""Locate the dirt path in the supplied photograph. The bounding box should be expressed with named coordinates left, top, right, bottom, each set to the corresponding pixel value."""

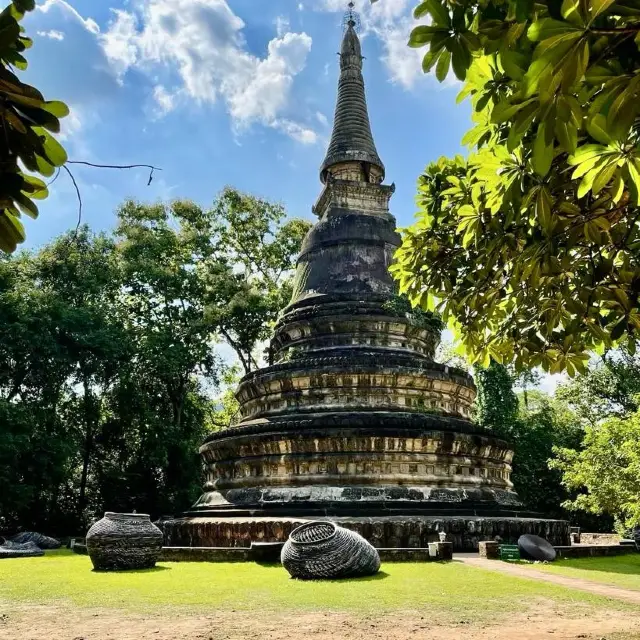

left=1, top=601, right=639, bottom=640
left=457, top=556, right=640, bottom=604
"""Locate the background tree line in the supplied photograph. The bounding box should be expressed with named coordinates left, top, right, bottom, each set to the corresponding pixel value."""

left=2, top=185, right=637, bottom=536
left=0, top=188, right=310, bottom=535
left=470, top=349, right=640, bottom=533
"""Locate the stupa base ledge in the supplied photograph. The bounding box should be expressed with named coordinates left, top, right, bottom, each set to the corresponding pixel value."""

left=157, top=513, right=570, bottom=553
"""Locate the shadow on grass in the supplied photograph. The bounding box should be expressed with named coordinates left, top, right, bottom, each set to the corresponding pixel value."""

left=288, top=571, right=391, bottom=583
left=92, top=565, right=172, bottom=574
left=249, top=561, right=390, bottom=582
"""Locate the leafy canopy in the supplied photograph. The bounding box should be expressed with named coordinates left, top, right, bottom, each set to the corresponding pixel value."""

left=0, top=189, right=308, bottom=531
left=551, top=409, right=640, bottom=532
left=0, top=1, right=69, bottom=253
left=393, top=0, right=640, bottom=374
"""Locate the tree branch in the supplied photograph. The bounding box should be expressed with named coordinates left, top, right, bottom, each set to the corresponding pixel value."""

left=219, top=327, right=251, bottom=374
left=590, top=27, right=640, bottom=34
left=62, top=165, right=82, bottom=234
left=67, top=161, right=162, bottom=186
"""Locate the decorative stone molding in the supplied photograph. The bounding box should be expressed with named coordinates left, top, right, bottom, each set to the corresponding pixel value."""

left=271, top=315, right=439, bottom=361
left=159, top=516, right=571, bottom=552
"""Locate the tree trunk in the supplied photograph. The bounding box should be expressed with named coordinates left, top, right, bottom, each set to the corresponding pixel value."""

left=78, top=375, right=93, bottom=523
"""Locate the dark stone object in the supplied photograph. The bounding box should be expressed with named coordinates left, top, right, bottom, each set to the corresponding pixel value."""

left=10, top=531, right=61, bottom=549
left=0, top=540, right=44, bottom=558
left=86, top=512, right=163, bottom=571
left=518, top=534, right=557, bottom=562
left=633, top=527, right=640, bottom=551
left=281, top=521, right=380, bottom=580
left=250, top=542, right=284, bottom=563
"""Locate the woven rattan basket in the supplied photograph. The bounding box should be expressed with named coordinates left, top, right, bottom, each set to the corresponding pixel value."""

left=281, top=522, right=380, bottom=580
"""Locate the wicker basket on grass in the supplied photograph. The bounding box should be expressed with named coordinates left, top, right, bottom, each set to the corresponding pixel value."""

left=86, top=512, right=163, bottom=571
left=281, top=522, right=380, bottom=580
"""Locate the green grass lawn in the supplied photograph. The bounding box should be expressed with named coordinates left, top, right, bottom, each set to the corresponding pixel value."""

left=521, top=554, right=640, bottom=592
left=0, top=550, right=631, bottom=623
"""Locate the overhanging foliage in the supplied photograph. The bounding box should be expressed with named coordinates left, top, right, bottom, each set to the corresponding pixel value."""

left=0, top=0, right=69, bottom=253
left=393, top=0, right=640, bottom=374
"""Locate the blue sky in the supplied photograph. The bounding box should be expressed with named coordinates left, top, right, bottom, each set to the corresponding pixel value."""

left=20, top=0, right=565, bottom=393
left=21, top=0, right=472, bottom=249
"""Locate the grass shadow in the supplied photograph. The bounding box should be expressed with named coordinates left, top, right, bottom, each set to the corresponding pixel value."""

left=92, top=565, right=172, bottom=574
left=289, top=570, right=390, bottom=583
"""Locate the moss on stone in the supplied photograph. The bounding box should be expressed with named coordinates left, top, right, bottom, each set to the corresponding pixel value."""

left=381, top=295, right=444, bottom=333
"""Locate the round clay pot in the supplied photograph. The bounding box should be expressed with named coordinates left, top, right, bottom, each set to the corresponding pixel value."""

left=86, top=512, right=163, bottom=571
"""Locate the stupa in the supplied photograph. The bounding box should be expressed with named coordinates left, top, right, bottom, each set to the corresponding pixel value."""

left=162, top=9, right=569, bottom=551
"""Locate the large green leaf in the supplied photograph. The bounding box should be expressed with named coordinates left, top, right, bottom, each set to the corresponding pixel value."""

left=449, top=37, right=471, bottom=80
left=41, top=100, right=69, bottom=118
left=435, top=49, right=451, bottom=82
left=533, top=122, right=554, bottom=176
left=0, top=210, right=25, bottom=253
left=409, top=25, right=448, bottom=47
left=561, top=0, right=586, bottom=26
left=527, top=18, right=580, bottom=42
left=413, top=1, right=430, bottom=19
left=33, top=127, right=68, bottom=166
left=590, top=0, right=618, bottom=20
left=13, top=0, right=36, bottom=12
left=587, top=114, right=614, bottom=144
left=592, top=161, right=617, bottom=194
left=424, top=0, right=451, bottom=26
left=14, top=191, right=38, bottom=219
left=627, top=159, right=640, bottom=204
left=523, top=32, right=583, bottom=96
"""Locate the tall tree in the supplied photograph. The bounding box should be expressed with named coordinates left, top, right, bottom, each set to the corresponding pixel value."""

left=551, top=410, right=640, bottom=533
left=0, top=230, right=127, bottom=531
left=36, top=230, right=128, bottom=520
left=474, top=361, right=589, bottom=520
left=474, top=361, right=519, bottom=437
left=393, top=0, right=640, bottom=374
left=207, top=187, right=311, bottom=373
left=0, top=190, right=308, bottom=533
left=556, top=346, right=640, bottom=426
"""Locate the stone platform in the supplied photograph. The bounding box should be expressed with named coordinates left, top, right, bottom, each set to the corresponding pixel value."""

left=159, top=546, right=447, bottom=563
left=555, top=544, right=637, bottom=559
left=159, top=515, right=570, bottom=553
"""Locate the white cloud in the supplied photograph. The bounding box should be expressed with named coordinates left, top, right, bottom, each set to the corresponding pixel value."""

left=99, top=10, right=138, bottom=82
left=99, top=0, right=316, bottom=142
left=37, top=29, right=65, bottom=41
left=274, top=119, right=318, bottom=145
left=316, top=111, right=328, bottom=126
left=318, top=0, right=454, bottom=90
left=58, top=105, right=82, bottom=141
left=37, top=0, right=99, bottom=34
left=375, top=16, right=425, bottom=89
left=153, top=85, right=176, bottom=116
left=275, top=15, right=290, bottom=37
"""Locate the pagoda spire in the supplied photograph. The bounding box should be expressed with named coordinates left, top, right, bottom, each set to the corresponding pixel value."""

left=320, top=4, right=384, bottom=184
